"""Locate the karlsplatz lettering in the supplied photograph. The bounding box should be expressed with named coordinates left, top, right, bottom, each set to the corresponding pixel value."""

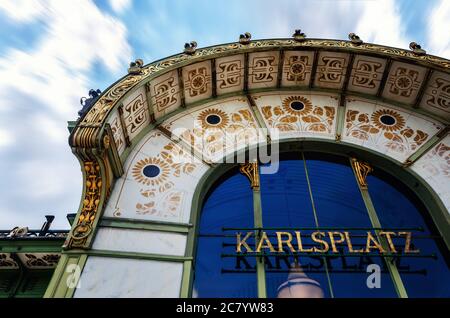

left=236, top=231, right=420, bottom=254
left=176, top=302, right=210, bottom=315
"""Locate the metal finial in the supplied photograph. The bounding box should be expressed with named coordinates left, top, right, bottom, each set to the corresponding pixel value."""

left=78, top=89, right=101, bottom=118
left=239, top=32, right=252, bottom=45
left=184, top=41, right=197, bottom=55
left=348, top=33, right=363, bottom=45
left=293, top=29, right=306, bottom=42
left=409, top=42, right=426, bottom=55
left=128, top=59, right=144, bottom=74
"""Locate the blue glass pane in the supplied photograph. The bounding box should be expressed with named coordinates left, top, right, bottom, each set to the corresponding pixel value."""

left=305, top=155, right=397, bottom=298
left=260, top=159, right=333, bottom=298
left=367, top=173, right=450, bottom=297
left=193, top=172, right=257, bottom=297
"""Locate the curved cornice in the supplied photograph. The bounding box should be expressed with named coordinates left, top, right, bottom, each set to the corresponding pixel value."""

left=70, top=38, right=450, bottom=151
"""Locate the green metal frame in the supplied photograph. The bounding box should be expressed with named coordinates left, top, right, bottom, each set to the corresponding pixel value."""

left=182, top=139, right=450, bottom=298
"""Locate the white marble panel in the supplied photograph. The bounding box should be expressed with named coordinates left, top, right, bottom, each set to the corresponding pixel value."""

left=411, top=134, right=450, bottom=212
left=342, top=97, right=443, bottom=162
left=74, top=257, right=183, bottom=298
left=162, top=97, right=265, bottom=163
left=253, top=91, right=339, bottom=141
left=92, top=228, right=187, bottom=256
left=103, top=130, right=209, bottom=223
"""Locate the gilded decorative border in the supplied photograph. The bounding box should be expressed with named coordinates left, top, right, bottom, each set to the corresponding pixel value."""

left=72, top=39, right=450, bottom=149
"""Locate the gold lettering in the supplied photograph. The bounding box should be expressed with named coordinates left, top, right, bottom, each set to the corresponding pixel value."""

left=276, top=232, right=296, bottom=253
left=256, top=232, right=276, bottom=253
left=365, top=232, right=385, bottom=253
left=311, top=231, right=329, bottom=253
left=399, top=232, right=420, bottom=253
left=379, top=231, right=397, bottom=253
left=328, top=231, right=345, bottom=253
left=344, top=231, right=363, bottom=253
left=236, top=232, right=253, bottom=253
left=295, top=231, right=313, bottom=252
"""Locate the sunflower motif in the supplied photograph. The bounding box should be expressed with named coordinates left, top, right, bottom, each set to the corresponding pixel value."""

left=282, top=96, right=313, bottom=116
left=132, top=157, right=171, bottom=186
left=197, top=108, right=230, bottom=129
left=371, top=109, right=405, bottom=132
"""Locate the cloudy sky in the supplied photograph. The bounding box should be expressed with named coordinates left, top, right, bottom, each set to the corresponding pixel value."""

left=0, top=0, right=449, bottom=230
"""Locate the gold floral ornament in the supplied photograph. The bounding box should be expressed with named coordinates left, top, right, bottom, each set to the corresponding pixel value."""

left=282, top=96, right=313, bottom=116
left=197, top=108, right=230, bottom=129
left=261, top=95, right=335, bottom=134
left=132, top=157, right=171, bottom=187
left=371, top=109, right=406, bottom=132
left=345, top=108, right=429, bottom=153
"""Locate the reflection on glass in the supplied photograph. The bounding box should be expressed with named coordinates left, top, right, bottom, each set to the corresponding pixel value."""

left=193, top=172, right=257, bottom=297
left=277, top=263, right=324, bottom=298
left=368, top=171, right=450, bottom=297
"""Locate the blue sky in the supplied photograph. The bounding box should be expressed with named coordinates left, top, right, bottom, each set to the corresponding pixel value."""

left=0, top=0, right=449, bottom=230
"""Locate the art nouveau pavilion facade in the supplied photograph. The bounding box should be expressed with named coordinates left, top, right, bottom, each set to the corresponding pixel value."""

left=4, top=33, right=449, bottom=298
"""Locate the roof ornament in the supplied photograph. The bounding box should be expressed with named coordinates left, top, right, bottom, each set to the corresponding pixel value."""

left=128, top=59, right=144, bottom=74
left=348, top=33, right=363, bottom=45
left=78, top=89, right=101, bottom=118
left=409, top=42, right=426, bottom=55
left=184, top=41, right=197, bottom=55
left=8, top=226, right=29, bottom=238
left=239, top=32, right=252, bottom=45
left=293, top=29, right=306, bottom=42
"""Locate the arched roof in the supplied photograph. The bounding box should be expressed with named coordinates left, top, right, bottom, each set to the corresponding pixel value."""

left=70, top=37, right=450, bottom=153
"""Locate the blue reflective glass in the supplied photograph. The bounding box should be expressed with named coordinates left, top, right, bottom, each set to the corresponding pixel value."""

left=260, top=159, right=332, bottom=297
left=367, top=172, right=450, bottom=297
left=304, top=154, right=397, bottom=298
left=193, top=172, right=257, bottom=297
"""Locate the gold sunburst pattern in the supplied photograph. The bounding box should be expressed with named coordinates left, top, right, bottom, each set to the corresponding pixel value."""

left=197, top=108, right=230, bottom=129
left=130, top=140, right=198, bottom=219
left=371, top=109, right=405, bottom=132
left=282, top=96, right=313, bottom=116
left=260, top=95, right=336, bottom=134
left=345, top=105, right=431, bottom=156
left=132, top=157, right=171, bottom=186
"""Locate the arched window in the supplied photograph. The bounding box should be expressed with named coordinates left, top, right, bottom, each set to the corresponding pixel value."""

left=193, top=152, right=449, bottom=298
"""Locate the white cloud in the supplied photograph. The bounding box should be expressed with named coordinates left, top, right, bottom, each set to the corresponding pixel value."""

left=426, top=0, right=450, bottom=58
left=0, top=0, right=46, bottom=22
left=109, top=0, right=132, bottom=13
left=0, top=0, right=132, bottom=229
left=354, top=0, right=409, bottom=49
left=0, top=129, right=14, bottom=148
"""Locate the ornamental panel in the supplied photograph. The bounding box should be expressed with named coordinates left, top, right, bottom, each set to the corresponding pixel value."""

left=348, top=55, right=387, bottom=95
left=314, top=52, right=350, bottom=89
left=182, top=61, right=213, bottom=104
left=248, top=51, right=280, bottom=89
left=419, top=71, right=450, bottom=120
left=281, top=50, right=314, bottom=87
left=121, top=86, right=151, bottom=141
left=149, top=70, right=182, bottom=119
left=253, top=91, right=338, bottom=141
left=103, top=130, right=208, bottom=223
left=382, top=61, right=427, bottom=105
left=215, top=54, right=245, bottom=95
left=342, top=97, right=443, bottom=162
